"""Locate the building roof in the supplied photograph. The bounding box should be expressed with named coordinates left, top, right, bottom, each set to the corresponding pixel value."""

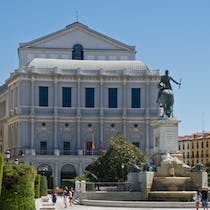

left=19, top=22, right=135, bottom=51
left=179, top=132, right=210, bottom=141
left=0, top=84, right=8, bottom=95
left=28, top=58, right=150, bottom=71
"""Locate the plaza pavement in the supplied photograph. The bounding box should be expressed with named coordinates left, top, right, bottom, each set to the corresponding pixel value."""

left=36, top=196, right=198, bottom=210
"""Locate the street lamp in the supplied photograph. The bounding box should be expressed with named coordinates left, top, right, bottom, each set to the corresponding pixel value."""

left=121, top=163, right=125, bottom=181
left=14, top=158, right=19, bottom=165
left=5, top=150, right=10, bottom=163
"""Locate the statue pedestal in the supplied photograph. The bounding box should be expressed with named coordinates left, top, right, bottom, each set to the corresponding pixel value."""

left=151, top=118, right=180, bottom=154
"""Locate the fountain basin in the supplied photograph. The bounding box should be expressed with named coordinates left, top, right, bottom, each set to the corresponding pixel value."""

left=152, top=177, right=193, bottom=191
left=149, top=191, right=195, bottom=201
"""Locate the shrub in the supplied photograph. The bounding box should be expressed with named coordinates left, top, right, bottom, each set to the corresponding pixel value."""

left=86, top=181, right=95, bottom=191
left=0, top=164, right=36, bottom=210
left=0, top=153, right=3, bottom=196
left=34, top=174, right=41, bottom=198
left=40, top=175, right=48, bottom=196
left=61, top=179, right=75, bottom=189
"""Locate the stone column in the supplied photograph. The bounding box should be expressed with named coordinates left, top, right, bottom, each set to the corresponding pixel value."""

left=80, top=180, right=86, bottom=192
left=145, top=79, right=150, bottom=116
left=77, top=76, right=81, bottom=116
left=77, top=117, right=81, bottom=152
left=100, top=78, right=104, bottom=116
left=100, top=117, right=104, bottom=148
left=54, top=118, right=59, bottom=155
left=54, top=77, right=58, bottom=115
left=30, top=118, right=35, bottom=155
left=76, top=72, right=81, bottom=152
left=17, top=81, right=21, bottom=114
left=146, top=119, right=150, bottom=149
left=54, top=163, right=60, bottom=186
left=75, top=180, right=81, bottom=192
left=53, top=78, right=59, bottom=155
left=123, top=77, right=127, bottom=116
left=30, top=77, right=35, bottom=114
left=123, top=117, right=127, bottom=139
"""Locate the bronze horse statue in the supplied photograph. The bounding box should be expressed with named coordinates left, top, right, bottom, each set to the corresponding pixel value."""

left=157, top=70, right=181, bottom=117
left=159, top=88, right=174, bottom=117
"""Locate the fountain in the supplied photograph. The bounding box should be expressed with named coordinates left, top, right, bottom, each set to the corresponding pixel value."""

left=147, top=153, right=207, bottom=201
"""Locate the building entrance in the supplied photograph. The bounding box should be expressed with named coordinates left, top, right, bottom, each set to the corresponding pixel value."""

left=61, top=164, right=76, bottom=183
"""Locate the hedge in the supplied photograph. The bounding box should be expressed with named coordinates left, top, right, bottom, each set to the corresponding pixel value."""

left=61, top=179, right=75, bottom=189
left=40, top=175, right=48, bottom=196
left=0, top=164, right=36, bottom=210
left=0, top=153, right=3, bottom=196
left=48, top=175, right=55, bottom=189
left=34, top=174, right=41, bottom=198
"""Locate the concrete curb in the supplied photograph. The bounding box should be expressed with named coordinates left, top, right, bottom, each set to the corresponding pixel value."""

left=80, top=199, right=195, bottom=208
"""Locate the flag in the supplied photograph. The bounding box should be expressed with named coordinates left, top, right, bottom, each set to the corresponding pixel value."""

left=99, top=140, right=104, bottom=151
left=91, top=134, right=95, bottom=150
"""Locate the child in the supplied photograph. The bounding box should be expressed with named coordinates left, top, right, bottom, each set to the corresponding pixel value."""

left=193, top=190, right=201, bottom=210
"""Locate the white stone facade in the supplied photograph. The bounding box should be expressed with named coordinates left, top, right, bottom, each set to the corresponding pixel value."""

left=0, top=22, right=160, bottom=186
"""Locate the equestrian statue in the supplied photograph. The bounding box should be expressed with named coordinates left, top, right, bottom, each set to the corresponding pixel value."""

left=157, top=70, right=181, bottom=117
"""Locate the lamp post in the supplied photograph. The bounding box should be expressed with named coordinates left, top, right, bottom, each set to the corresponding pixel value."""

left=5, top=150, right=10, bottom=163
left=121, top=163, right=125, bottom=181
left=14, top=158, right=19, bottom=165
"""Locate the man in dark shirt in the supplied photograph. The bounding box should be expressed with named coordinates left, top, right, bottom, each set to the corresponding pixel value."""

left=201, top=186, right=209, bottom=210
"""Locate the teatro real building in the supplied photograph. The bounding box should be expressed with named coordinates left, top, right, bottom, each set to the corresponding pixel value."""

left=0, top=22, right=160, bottom=185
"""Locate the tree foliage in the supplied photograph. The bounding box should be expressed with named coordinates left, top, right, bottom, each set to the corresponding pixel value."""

left=85, top=131, right=147, bottom=182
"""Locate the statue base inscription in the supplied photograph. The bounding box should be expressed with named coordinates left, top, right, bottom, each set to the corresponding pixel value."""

left=151, top=118, right=180, bottom=154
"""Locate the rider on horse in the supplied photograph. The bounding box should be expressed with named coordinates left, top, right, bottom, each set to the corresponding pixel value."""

left=157, top=70, right=181, bottom=117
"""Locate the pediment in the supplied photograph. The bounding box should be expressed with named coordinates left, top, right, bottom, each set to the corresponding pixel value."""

left=19, top=22, right=135, bottom=51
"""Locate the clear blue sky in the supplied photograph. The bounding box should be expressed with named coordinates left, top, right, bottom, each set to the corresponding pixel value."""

left=0, top=0, right=209, bottom=136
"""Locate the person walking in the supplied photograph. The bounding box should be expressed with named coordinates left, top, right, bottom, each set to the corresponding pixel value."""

left=68, top=189, right=73, bottom=206
left=193, top=190, right=201, bottom=210
left=63, top=186, right=69, bottom=208
left=201, top=186, right=209, bottom=210
left=51, top=191, right=57, bottom=205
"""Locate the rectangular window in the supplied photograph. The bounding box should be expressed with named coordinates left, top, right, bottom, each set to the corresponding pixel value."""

left=39, top=86, right=48, bottom=106
left=132, top=88, right=141, bottom=108
left=85, top=88, right=94, bottom=108
left=132, top=142, right=140, bottom=148
left=40, top=141, right=47, bottom=155
left=62, top=87, right=71, bottom=107
left=63, top=141, right=70, bottom=155
left=86, top=141, right=92, bottom=155
left=108, top=88, right=118, bottom=108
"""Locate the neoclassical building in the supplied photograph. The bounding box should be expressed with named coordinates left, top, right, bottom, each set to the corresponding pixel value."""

left=0, top=22, right=160, bottom=185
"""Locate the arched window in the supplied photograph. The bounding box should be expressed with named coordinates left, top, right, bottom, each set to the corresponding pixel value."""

left=72, top=44, right=84, bottom=60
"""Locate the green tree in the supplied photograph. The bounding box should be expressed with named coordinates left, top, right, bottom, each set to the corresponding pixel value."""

left=85, top=131, right=147, bottom=182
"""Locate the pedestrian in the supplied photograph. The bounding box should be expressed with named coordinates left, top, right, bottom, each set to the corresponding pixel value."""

left=201, top=186, right=209, bottom=210
left=68, top=188, right=73, bottom=206
left=55, top=186, right=59, bottom=195
left=63, top=186, right=69, bottom=208
left=193, top=190, right=201, bottom=210
left=51, top=191, right=57, bottom=205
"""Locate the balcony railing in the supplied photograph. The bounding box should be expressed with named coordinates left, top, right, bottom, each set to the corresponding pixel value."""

left=6, top=147, right=102, bottom=156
